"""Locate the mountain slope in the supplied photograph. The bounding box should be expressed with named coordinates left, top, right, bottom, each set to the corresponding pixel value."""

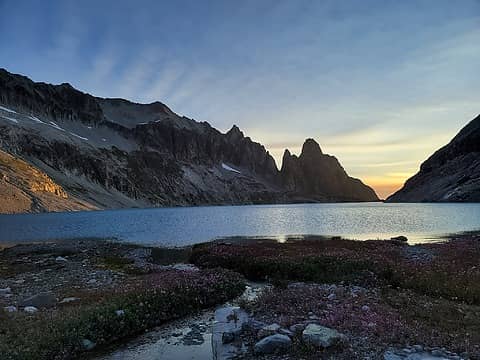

left=0, top=149, right=96, bottom=213
left=0, top=68, right=378, bottom=213
left=387, top=114, right=480, bottom=202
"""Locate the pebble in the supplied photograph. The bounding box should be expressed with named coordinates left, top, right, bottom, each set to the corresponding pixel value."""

left=24, top=306, right=38, bottom=314
left=361, top=305, right=370, bottom=312
left=0, top=287, right=11, bottom=295
left=3, top=305, right=17, bottom=312
left=115, top=309, right=125, bottom=316
left=82, top=339, right=96, bottom=351
left=55, top=256, right=68, bottom=262
left=60, top=297, right=80, bottom=304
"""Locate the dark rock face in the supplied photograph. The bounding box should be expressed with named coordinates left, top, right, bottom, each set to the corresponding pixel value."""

left=387, top=115, right=480, bottom=202
left=0, top=68, right=378, bottom=212
left=281, top=139, right=378, bottom=202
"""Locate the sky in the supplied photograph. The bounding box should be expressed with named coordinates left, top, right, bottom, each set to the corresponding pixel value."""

left=0, top=0, right=479, bottom=198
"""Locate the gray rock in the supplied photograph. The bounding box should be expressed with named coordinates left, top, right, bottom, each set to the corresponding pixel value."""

left=19, top=292, right=56, bottom=308
left=24, top=306, right=38, bottom=314
left=278, top=328, right=294, bottom=337
left=55, top=256, right=68, bottom=262
left=327, top=293, right=336, bottom=300
left=60, top=297, right=80, bottom=304
left=302, top=324, right=346, bottom=348
left=289, top=323, right=305, bottom=334
left=254, top=334, right=292, bottom=354
left=81, top=339, right=96, bottom=351
left=222, top=331, right=235, bottom=344
left=115, top=309, right=125, bottom=316
left=3, top=305, right=17, bottom=312
left=0, top=287, right=11, bottom=294
left=258, top=323, right=281, bottom=339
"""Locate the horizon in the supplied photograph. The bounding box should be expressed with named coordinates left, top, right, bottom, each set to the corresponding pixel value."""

left=1, top=0, right=479, bottom=198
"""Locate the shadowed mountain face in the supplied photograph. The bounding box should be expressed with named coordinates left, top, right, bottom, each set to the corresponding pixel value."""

left=387, top=114, right=480, bottom=202
left=281, top=139, right=378, bottom=202
left=0, top=68, right=378, bottom=213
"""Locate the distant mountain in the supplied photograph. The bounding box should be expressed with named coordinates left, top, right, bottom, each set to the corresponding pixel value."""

left=0, top=68, right=378, bottom=213
left=387, top=114, right=480, bottom=202
left=281, top=139, right=378, bottom=202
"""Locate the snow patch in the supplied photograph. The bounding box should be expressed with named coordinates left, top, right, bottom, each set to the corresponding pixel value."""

left=222, top=163, right=241, bottom=174
left=1, top=115, right=18, bottom=124
left=0, top=106, right=17, bottom=114
left=69, top=132, right=89, bottom=141
left=28, top=115, right=44, bottom=124
left=49, top=121, right=64, bottom=131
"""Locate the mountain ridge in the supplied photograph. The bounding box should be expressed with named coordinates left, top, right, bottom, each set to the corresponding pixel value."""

left=0, top=68, right=378, bottom=213
left=387, top=114, right=480, bottom=202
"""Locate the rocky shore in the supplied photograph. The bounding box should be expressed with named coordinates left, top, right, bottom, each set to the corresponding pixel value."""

left=1, top=235, right=479, bottom=359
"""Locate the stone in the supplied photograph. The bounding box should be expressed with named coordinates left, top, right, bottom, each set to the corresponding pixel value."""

left=3, top=305, right=17, bottom=312
left=115, top=309, right=125, bottom=316
left=24, top=306, right=38, bottom=314
left=327, top=293, right=336, bottom=301
left=0, top=287, right=11, bottom=295
left=258, top=323, right=281, bottom=339
left=302, top=324, right=346, bottom=348
left=19, top=292, right=56, bottom=308
left=60, top=297, right=80, bottom=304
left=81, top=339, right=96, bottom=351
left=391, top=236, right=408, bottom=242
left=55, top=256, right=68, bottom=262
left=289, top=323, right=305, bottom=334
left=222, top=331, right=235, bottom=344
left=254, top=334, right=292, bottom=354
left=361, top=305, right=370, bottom=312
left=278, top=328, right=294, bottom=337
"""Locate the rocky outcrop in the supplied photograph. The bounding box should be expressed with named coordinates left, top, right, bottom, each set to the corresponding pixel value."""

left=0, top=68, right=378, bottom=213
left=0, top=149, right=95, bottom=213
left=281, top=139, right=378, bottom=202
left=387, top=114, right=480, bottom=202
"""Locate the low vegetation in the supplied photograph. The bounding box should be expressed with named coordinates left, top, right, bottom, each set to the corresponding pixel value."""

left=0, top=268, right=244, bottom=360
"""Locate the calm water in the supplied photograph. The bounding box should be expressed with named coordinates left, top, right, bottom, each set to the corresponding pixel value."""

left=0, top=203, right=479, bottom=246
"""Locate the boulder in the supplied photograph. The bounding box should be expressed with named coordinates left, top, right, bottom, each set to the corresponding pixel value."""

left=257, top=323, right=281, bottom=339
left=254, top=334, right=292, bottom=354
left=302, top=324, right=346, bottom=348
left=19, top=292, right=56, bottom=308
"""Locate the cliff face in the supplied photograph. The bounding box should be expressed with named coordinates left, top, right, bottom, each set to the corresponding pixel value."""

left=0, top=68, right=378, bottom=213
left=387, top=114, right=480, bottom=202
left=281, top=139, right=378, bottom=202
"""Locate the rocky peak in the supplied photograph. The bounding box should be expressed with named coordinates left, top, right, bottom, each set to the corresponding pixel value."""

left=300, top=138, right=323, bottom=158
left=281, top=138, right=378, bottom=202
left=226, top=125, right=244, bottom=141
